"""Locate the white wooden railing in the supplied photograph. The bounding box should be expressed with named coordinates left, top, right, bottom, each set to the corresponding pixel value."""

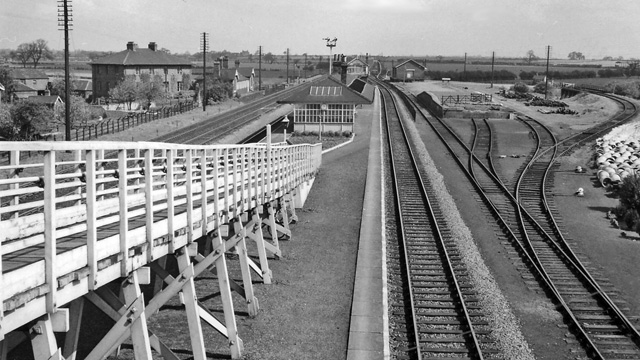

left=0, top=140, right=322, bottom=337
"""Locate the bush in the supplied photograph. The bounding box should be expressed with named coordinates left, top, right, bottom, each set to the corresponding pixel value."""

left=616, top=174, right=640, bottom=234
left=511, top=82, right=529, bottom=94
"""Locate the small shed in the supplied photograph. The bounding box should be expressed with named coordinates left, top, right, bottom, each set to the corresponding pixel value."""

left=392, top=59, right=427, bottom=82
left=278, top=75, right=372, bottom=133
left=27, top=95, right=64, bottom=113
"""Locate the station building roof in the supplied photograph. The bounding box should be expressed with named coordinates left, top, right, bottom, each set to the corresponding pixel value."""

left=278, top=75, right=372, bottom=105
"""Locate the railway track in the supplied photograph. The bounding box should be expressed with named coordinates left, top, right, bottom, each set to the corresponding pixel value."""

left=380, top=83, right=501, bottom=359
left=387, top=81, right=640, bottom=358
left=154, top=80, right=315, bottom=144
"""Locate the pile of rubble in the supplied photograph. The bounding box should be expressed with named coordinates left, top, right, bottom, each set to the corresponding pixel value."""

left=526, top=97, right=568, bottom=107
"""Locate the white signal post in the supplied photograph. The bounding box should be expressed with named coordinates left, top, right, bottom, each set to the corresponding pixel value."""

left=323, top=37, right=337, bottom=76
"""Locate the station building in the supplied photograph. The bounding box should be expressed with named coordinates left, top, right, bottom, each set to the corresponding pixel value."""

left=278, top=75, right=372, bottom=133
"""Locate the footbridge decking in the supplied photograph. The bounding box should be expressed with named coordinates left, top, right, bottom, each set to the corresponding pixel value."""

left=0, top=139, right=321, bottom=359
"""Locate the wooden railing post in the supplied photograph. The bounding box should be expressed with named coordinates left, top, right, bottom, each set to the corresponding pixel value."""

left=166, top=149, right=176, bottom=253
left=9, top=150, right=19, bottom=219
left=86, top=150, right=98, bottom=290
left=144, top=149, right=154, bottom=263
left=118, top=149, right=129, bottom=276
left=200, top=149, right=209, bottom=237
left=185, top=150, right=194, bottom=242
left=43, top=151, right=57, bottom=313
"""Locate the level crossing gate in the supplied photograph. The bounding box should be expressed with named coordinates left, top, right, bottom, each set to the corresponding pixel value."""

left=0, top=139, right=321, bottom=359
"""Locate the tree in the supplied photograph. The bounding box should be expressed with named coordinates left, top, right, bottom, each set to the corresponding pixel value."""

left=526, top=50, right=538, bottom=64
left=29, top=39, right=53, bottom=68
left=109, top=76, right=138, bottom=110
left=11, top=43, right=32, bottom=68
left=50, top=78, right=76, bottom=103
left=568, top=51, right=585, bottom=60
left=0, top=67, right=14, bottom=102
left=9, top=100, right=54, bottom=140
left=602, top=56, right=614, bottom=61
left=204, top=79, right=233, bottom=103
left=138, top=73, right=164, bottom=109
left=263, top=52, right=275, bottom=64
left=55, top=95, right=92, bottom=129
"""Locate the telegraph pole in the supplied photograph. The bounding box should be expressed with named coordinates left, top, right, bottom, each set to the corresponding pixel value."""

left=286, top=48, right=290, bottom=84
left=259, top=46, right=262, bottom=91
left=304, top=53, right=308, bottom=79
left=545, top=45, right=551, bottom=100
left=57, top=0, right=72, bottom=141
left=464, top=52, right=467, bottom=81
left=490, top=51, right=495, bottom=88
left=200, top=33, right=209, bottom=111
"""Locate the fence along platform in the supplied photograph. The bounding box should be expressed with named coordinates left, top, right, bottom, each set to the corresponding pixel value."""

left=0, top=139, right=321, bottom=359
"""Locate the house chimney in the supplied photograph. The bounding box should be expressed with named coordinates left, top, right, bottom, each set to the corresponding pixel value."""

left=235, top=59, right=240, bottom=69
left=148, top=42, right=157, bottom=51
left=126, top=41, right=136, bottom=51
left=340, top=57, right=348, bottom=84
left=223, top=56, right=229, bottom=69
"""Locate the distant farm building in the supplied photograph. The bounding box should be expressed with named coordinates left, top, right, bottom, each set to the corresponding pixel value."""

left=392, top=59, right=427, bottom=82
left=278, top=75, right=372, bottom=133
left=91, top=41, right=192, bottom=99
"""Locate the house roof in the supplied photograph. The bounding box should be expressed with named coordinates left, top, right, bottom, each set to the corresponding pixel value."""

left=91, top=48, right=192, bottom=66
left=348, top=77, right=375, bottom=102
left=394, top=59, right=426, bottom=70
left=12, top=83, right=38, bottom=92
left=278, top=75, right=372, bottom=105
left=219, top=69, right=249, bottom=82
left=27, top=95, right=63, bottom=105
left=347, top=58, right=368, bottom=67
left=73, top=79, right=92, bottom=91
left=10, top=68, right=49, bottom=80
left=237, top=67, right=254, bottom=78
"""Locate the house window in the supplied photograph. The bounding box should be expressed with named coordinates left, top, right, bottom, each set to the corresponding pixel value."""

left=177, top=81, right=183, bottom=91
left=136, top=66, right=140, bottom=74
left=178, top=66, right=182, bottom=74
left=164, top=67, right=168, bottom=75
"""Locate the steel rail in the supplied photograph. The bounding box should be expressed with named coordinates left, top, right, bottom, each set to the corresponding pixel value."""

left=380, top=83, right=485, bottom=360
left=387, top=81, right=639, bottom=358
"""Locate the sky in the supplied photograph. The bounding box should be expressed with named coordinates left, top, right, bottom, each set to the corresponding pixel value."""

left=2, top=0, right=640, bottom=60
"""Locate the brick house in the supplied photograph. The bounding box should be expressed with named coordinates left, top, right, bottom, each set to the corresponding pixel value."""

left=91, top=42, right=192, bottom=99
left=391, top=59, right=427, bottom=82
left=10, top=68, right=50, bottom=99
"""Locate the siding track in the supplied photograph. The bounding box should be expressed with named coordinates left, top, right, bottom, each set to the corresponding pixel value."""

left=390, top=81, right=640, bottom=359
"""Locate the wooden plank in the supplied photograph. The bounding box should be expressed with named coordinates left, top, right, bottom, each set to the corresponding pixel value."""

left=122, top=272, right=152, bottom=360
left=176, top=249, right=206, bottom=360
left=62, top=298, right=84, bottom=360
left=186, top=150, right=194, bottom=243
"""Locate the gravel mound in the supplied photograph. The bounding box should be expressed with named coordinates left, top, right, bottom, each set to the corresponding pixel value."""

left=401, top=116, right=535, bottom=360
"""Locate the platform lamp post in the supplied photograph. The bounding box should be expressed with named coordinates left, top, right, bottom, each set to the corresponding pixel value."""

left=282, top=115, right=290, bottom=142
left=323, top=37, right=337, bottom=76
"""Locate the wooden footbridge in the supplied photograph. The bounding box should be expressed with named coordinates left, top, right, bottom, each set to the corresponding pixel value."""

left=0, top=137, right=321, bottom=359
